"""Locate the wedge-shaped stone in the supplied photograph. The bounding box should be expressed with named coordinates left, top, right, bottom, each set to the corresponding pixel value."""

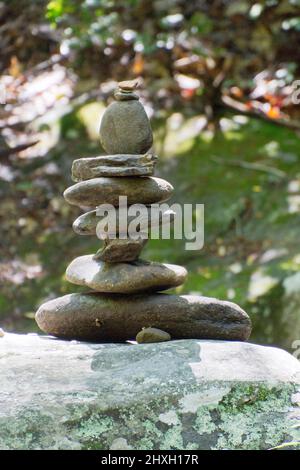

left=35, top=292, right=252, bottom=341
left=73, top=207, right=175, bottom=236
left=64, top=177, right=173, bottom=208
left=66, top=255, right=186, bottom=293
left=71, top=154, right=158, bottom=181
left=93, top=236, right=148, bottom=263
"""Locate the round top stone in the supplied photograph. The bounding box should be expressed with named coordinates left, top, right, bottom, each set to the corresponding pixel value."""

left=99, top=79, right=153, bottom=154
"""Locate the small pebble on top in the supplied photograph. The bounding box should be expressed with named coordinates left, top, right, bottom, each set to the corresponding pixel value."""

left=118, top=79, right=139, bottom=91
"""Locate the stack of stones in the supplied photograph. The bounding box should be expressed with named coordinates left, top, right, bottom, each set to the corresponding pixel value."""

left=36, top=81, right=252, bottom=343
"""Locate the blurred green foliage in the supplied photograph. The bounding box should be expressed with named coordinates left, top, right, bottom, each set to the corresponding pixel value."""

left=45, top=1, right=300, bottom=68
left=42, top=0, right=300, bottom=128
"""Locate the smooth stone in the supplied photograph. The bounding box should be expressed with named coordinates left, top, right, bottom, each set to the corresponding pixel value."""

left=93, top=236, right=148, bottom=263
left=71, top=154, right=158, bottom=181
left=73, top=207, right=175, bottom=236
left=99, top=100, right=153, bottom=154
left=64, top=177, right=173, bottom=207
left=35, top=292, right=252, bottom=342
left=136, top=327, right=171, bottom=344
left=114, top=91, right=139, bottom=101
left=118, top=80, right=139, bottom=91
left=66, top=255, right=187, bottom=293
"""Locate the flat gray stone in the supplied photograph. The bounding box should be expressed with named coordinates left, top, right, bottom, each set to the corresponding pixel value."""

left=99, top=100, right=153, bottom=154
left=73, top=207, right=175, bottom=236
left=93, top=236, right=148, bottom=263
left=64, top=177, right=173, bottom=208
left=118, top=79, right=139, bottom=91
left=65, top=255, right=187, bottom=293
left=2, top=334, right=299, bottom=449
left=71, top=154, right=158, bottom=181
left=35, top=291, right=251, bottom=342
left=114, top=91, right=139, bottom=101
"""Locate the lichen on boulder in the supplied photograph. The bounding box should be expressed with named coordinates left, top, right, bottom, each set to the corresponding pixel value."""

left=0, top=334, right=299, bottom=450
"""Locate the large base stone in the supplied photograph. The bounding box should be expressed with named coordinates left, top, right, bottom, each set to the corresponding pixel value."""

left=0, top=334, right=299, bottom=450
left=35, top=292, right=251, bottom=341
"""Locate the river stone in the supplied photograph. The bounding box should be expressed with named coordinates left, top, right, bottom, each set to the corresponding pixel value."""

left=136, top=327, right=171, bottom=344
left=35, top=292, right=251, bottom=342
left=118, top=79, right=139, bottom=90
left=1, top=334, right=299, bottom=450
left=71, top=154, right=158, bottom=181
left=73, top=207, right=175, bottom=236
left=114, top=91, right=139, bottom=101
left=64, top=177, right=173, bottom=208
left=99, top=100, right=153, bottom=154
left=65, top=255, right=187, bottom=293
left=93, top=236, right=148, bottom=263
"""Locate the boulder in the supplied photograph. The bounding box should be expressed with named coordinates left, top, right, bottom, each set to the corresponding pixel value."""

left=0, top=334, right=299, bottom=450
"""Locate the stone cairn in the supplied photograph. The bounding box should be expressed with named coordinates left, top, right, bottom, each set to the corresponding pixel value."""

left=36, top=81, right=252, bottom=343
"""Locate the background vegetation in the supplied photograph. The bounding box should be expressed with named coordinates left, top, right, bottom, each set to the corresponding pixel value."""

left=1, top=0, right=300, bottom=351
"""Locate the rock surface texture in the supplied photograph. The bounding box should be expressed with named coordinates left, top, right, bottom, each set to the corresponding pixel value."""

left=65, top=256, right=187, bottom=293
left=36, top=293, right=251, bottom=341
left=99, top=101, right=153, bottom=154
left=93, top=236, right=148, bottom=263
left=35, top=80, right=252, bottom=342
left=72, top=154, right=158, bottom=180
left=63, top=176, right=174, bottom=207
left=72, top=207, right=175, bottom=236
left=0, top=334, right=299, bottom=450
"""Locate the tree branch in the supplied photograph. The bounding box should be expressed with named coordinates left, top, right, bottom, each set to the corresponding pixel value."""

left=221, top=95, right=300, bottom=132
left=0, top=140, right=39, bottom=160
left=211, top=156, right=286, bottom=180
